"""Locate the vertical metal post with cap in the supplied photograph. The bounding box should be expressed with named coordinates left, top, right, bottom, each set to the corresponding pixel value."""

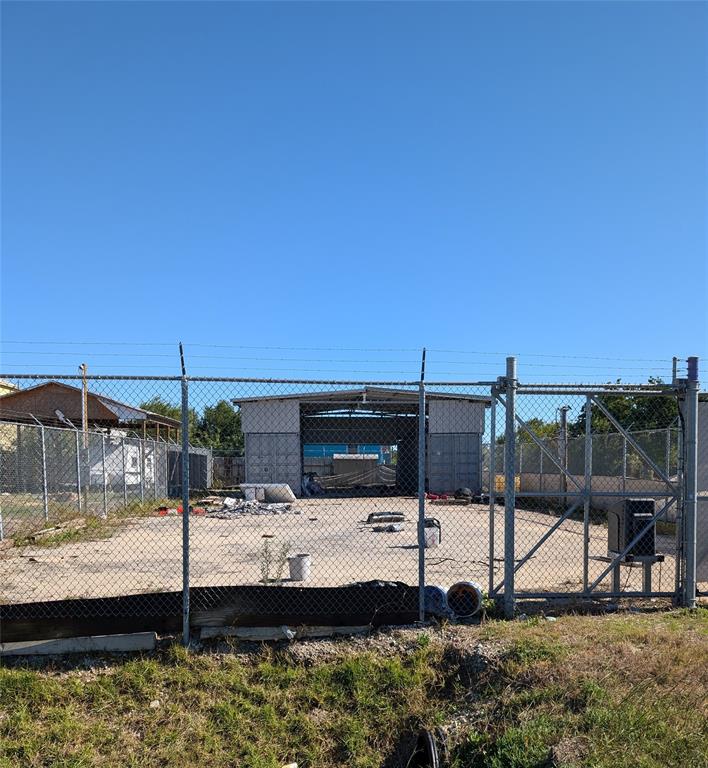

left=180, top=343, right=191, bottom=645
left=504, top=356, right=517, bottom=619
left=417, top=347, right=427, bottom=623
left=683, top=356, right=699, bottom=609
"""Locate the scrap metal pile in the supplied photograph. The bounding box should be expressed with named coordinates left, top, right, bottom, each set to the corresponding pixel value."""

left=199, top=495, right=300, bottom=517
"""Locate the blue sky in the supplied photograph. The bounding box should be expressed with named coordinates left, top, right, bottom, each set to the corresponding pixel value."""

left=1, top=1, right=706, bottom=383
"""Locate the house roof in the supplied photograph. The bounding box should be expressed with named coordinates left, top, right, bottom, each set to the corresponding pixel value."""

left=0, top=381, right=181, bottom=428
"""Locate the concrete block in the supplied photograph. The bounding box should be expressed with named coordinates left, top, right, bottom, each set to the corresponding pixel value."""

left=1, top=632, right=157, bottom=656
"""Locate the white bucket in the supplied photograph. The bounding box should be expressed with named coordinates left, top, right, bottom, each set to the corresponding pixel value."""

left=424, top=526, right=440, bottom=548
left=288, top=554, right=311, bottom=582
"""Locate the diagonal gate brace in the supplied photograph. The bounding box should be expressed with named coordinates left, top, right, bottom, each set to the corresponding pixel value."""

left=591, top=396, right=677, bottom=492
left=495, top=393, right=584, bottom=493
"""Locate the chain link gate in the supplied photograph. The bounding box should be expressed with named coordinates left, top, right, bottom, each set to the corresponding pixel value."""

left=0, top=358, right=700, bottom=643
left=487, top=358, right=700, bottom=617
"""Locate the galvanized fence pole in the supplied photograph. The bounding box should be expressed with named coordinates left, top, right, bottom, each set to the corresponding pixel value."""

left=583, top=396, right=592, bottom=593
left=121, top=438, right=128, bottom=507
left=165, top=442, right=170, bottom=499
left=622, top=435, right=627, bottom=494
left=101, top=434, right=108, bottom=519
left=40, top=425, right=49, bottom=522
left=675, top=423, right=684, bottom=599
left=683, top=357, right=699, bottom=608
left=139, top=441, right=145, bottom=504
left=180, top=346, right=191, bottom=646
left=75, top=430, right=82, bottom=515
left=488, top=392, right=497, bottom=596
left=417, top=351, right=427, bottom=623
left=665, top=427, right=671, bottom=480
left=152, top=439, right=158, bottom=499
left=504, top=357, right=517, bottom=618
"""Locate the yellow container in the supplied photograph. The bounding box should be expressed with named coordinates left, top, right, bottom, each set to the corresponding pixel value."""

left=494, top=474, right=520, bottom=493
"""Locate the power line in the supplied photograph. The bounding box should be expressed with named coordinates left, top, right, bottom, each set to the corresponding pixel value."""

left=0, top=340, right=685, bottom=364
left=0, top=349, right=675, bottom=371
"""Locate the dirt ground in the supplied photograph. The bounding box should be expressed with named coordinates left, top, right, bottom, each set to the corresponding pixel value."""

left=0, top=496, right=679, bottom=604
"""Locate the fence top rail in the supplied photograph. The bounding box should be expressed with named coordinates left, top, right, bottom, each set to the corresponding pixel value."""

left=0, top=373, right=495, bottom=386
left=516, top=386, right=680, bottom=395
left=0, top=418, right=178, bottom=442
left=0, top=373, right=694, bottom=392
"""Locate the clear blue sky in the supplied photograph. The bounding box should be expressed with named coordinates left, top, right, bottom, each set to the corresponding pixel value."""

left=1, top=1, right=706, bottom=383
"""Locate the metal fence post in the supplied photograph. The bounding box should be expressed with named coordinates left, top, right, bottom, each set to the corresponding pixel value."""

left=152, top=439, right=158, bottom=499
left=583, top=396, right=592, bottom=593
left=519, top=442, right=524, bottom=475
left=488, top=392, right=497, bottom=596
left=180, top=346, right=191, bottom=646
left=75, top=430, right=82, bottom=515
left=622, top=435, right=627, bottom=495
left=417, top=351, right=427, bottom=623
left=675, top=420, right=685, bottom=599
left=665, top=427, right=671, bottom=479
left=559, top=405, right=569, bottom=507
left=121, top=438, right=128, bottom=508
left=40, top=426, right=49, bottom=522
left=504, top=357, right=517, bottom=619
left=683, top=357, right=699, bottom=608
left=139, top=440, right=145, bottom=504
left=101, top=434, right=108, bottom=519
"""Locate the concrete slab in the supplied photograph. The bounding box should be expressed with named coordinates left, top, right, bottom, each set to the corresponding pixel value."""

left=1, top=632, right=157, bottom=656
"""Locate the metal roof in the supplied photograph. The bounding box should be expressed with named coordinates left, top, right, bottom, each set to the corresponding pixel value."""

left=233, top=386, right=490, bottom=406
left=0, top=381, right=181, bottom=428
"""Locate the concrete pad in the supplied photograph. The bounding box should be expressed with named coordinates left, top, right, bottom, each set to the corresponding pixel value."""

left=1, top=632, right=157, bottom=656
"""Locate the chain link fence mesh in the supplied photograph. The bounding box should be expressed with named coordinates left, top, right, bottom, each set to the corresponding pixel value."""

left=0, top=371, right=697, bottom=631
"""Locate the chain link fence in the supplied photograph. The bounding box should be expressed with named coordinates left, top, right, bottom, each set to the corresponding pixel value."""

left=0, top=362, right=701, bottom=640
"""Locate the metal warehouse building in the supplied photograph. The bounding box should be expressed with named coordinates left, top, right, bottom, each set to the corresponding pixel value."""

left=233, top=387, right=490, bottom=496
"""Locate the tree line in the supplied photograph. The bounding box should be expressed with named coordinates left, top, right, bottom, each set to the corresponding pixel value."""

left=140, top=397, right=244, bottom=454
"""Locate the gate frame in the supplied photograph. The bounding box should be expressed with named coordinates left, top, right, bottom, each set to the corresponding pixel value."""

left=491, top=357, right=699, bottom=613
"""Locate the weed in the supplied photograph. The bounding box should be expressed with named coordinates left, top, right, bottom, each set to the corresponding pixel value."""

left=260, top=540, right=291, bottom=583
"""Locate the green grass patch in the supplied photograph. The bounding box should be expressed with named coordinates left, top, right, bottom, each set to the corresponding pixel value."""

left=1, top=610, right=706, bottom=767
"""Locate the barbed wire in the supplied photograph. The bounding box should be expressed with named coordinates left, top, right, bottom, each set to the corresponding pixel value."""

left=0, top=339, right=689, bottom=365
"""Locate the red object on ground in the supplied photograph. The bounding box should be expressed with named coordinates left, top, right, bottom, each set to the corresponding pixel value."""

left=177, top=505, right=202, bottom=515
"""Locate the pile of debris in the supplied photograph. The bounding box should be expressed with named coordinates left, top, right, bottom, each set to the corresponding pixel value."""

left=199, top=495, right=299, bottom=518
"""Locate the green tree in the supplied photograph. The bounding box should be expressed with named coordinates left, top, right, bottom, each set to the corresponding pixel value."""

left=139, top=396, right=199, bottom=438
left=195, top=400, right=243, bottom=453
left=571, top=378, right=677, bottom=436
left=496, top=418, right=558, bottom=444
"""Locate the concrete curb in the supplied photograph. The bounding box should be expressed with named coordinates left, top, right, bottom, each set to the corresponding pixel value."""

left=1, top=632, right=157, bottom=656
